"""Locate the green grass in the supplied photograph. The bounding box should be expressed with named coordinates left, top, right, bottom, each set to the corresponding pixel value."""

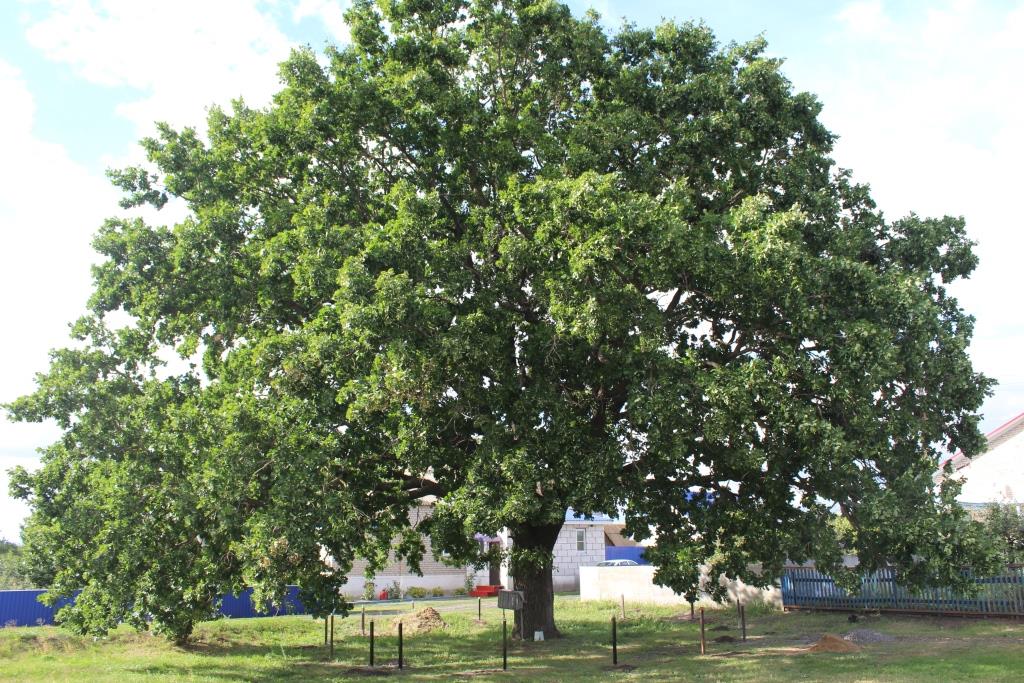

left=3, top=596, right=1024, bottom=681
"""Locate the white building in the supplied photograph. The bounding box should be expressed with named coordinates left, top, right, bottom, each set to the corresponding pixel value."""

left=346, top=506, right=637, bottom=597
left=943, top=411, right=1024, bottom=507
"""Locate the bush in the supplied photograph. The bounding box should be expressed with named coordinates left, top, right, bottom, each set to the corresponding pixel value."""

left=981, top=502, right=1024, bottom=564
left=431, top=586, right=445, bottom=597
left=362, top=581, right=376, bottom=601
left=385, top=580, right=403, bottom=600
left=453, top=587, right=467, bottom=596
left=408, top=586, right=428, bottom=599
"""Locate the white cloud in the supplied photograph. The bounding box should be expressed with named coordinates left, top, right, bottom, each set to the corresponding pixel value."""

left=0, top=58, right=117, bottom=541
left=836, top=0, right=893, bottom=37
left=816, top=1, right=1024, bottom=430
left=23, top=0, right=297, bottom=137
left=293, top=0, right=351, bottom=44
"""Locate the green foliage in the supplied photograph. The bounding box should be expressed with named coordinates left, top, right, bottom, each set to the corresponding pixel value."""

left=979, top=503, right=1024, bottom=564
left=362, top=581, right=377, bottom=601
left=3, top=0, right=995, bottom=640
left=0, top=540, right=34, bottom=589
left=408, top=586, right=428, bottom=599
left=431, top=586, right=445, bottom=597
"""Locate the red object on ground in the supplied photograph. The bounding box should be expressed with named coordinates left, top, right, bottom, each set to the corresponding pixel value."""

left=469, top=585, right=503, bottom=598
left=379, top=589, right=389, bottom=600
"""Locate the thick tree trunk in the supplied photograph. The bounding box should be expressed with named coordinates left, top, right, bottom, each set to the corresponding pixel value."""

left=511, top=521, right=562, bottom=639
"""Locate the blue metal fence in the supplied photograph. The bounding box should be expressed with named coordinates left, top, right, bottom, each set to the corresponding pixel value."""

left=0, top=586, right=307, bottom=627
left=605, top=546, right=649, bottom=564
left=781, top=565, right=1024, bottom=616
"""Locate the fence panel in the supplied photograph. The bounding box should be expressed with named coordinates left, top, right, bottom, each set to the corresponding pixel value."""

left=781, top=565, right=1024, bottom=616
left=0, top=586, right=307, bottom=627
left=604, top=547, right=649, bottom=565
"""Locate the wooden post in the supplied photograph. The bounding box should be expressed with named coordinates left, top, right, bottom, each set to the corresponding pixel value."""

left=612, top=615, right=618, bottom=665
left=502, top=617, right=508, bottom=671
left=361, top=606, right=366, bottom=636
left=741, top=605, right=747, bottom=642
left=324, top=616, right=328, bottom=646
left=329, top=613, right=334, bottom=660
left=369, top=620, right=375, bottom=667
left=699, top=607, right=706, bottom=655
left=478, top=597, right=482, bottom=621
left=736, top=598, right=741, bottom=619
left=621, top=594, right=626, bottom=620
left=398, top=622, right=404, bottom=670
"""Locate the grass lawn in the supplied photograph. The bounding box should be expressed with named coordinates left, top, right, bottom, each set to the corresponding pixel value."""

left=3, top=596, right=1024, bottom=681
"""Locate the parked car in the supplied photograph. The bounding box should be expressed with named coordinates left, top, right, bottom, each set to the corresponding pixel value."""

left=596, top=559, right=639, bottom=567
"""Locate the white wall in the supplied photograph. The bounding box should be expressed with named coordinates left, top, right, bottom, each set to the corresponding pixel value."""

left=341, top=572, right=468, bottom=600
left=580, top=565, right=781, bottom=607
left=552, top=524, right=606, bottom=591
left=955, top=420, right=1024, bottom=504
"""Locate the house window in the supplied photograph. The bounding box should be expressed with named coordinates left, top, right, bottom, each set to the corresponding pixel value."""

left=576, top=529, right=586, bottom=551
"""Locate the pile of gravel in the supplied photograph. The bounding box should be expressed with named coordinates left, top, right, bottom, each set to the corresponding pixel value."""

left=843, top=629, right=896, bottom=644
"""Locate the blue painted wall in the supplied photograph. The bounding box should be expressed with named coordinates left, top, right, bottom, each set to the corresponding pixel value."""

left=604, top=546, right=649, bottom=564
left=0, top=586, right=307, bottom=627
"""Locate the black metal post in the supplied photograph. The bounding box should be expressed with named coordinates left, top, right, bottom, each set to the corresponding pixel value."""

left=361, top=607, right=366, bottom=636
left=324, top=616, right=328, bottom=645
left=329, top=613, right=335, bottom=660
left=741, top=605, right=747, bottom=642
left=398, top=622, right=404, bottom=670
left=478, top=597, right=482, bottom=621
left=699, top=607, right=706, bottom=655
left=736, top=598, right=741, bottom=619
left=369, top=620, right=375, bottom=667
left=612, top=615, right=618, bottom=665
left=502, top=617, right=508, bottom=671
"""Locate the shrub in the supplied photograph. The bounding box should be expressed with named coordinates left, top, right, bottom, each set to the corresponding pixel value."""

left=385, top=580, right=403, bottom=600
left=408, top=586, right=428, bottom=599
left=453, top=587, right=467, bottom=596
left=431, top=586, right=445, bottom=597
left=362, top=581, right=376, bottom=601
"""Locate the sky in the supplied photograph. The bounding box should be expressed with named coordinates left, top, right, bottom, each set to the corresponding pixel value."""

left=1, top=0, right=1022, bottom=542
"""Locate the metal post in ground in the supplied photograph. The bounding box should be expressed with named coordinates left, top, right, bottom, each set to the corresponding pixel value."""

left=612, top=615, right=618, bottom=665
left=398, top=622, right=404, bottom=670
left=329, top=613, right=335, bottom=660
left=324, top=616, right=328, bottom=646
left=361, top=606, right=365, bottom=636
left=699, top=607, right=706, bottom=655
left=621, top=594, right=626, bottom=620
left=741, top=605, right=747, bottom=642
left=478, top=597, right=482, bottom=621
left=369, top=620, right=375, bottom=667
left=502, top=617, right=508, bottom=671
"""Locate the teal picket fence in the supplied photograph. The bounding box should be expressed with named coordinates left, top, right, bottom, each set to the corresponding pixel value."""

left=780, top=565, right=1024, bottom=616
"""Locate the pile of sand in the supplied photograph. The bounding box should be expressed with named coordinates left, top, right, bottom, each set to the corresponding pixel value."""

left=806, top=634, right=861, bottom=653
left=391, top=607, right=447, bottom=635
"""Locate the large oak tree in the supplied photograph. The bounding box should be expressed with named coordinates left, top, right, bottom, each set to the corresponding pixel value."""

left=7, top=0, right=996, bottom=642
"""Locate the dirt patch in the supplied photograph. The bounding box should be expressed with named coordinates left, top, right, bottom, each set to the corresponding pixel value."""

left=391, top=607, right=446, bottom=635
left=343, top=666, right=394, bottom=676
left=713, top=635, right=738, bottom=643
left=806, top=634, right=861, bottom=653
left=844, top=629, right=895, bottom=644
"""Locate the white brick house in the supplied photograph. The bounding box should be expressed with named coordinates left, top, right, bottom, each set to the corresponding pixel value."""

left=348, top=506, right=635, bottom=596
left=939, top=410, right=1024, bottom=508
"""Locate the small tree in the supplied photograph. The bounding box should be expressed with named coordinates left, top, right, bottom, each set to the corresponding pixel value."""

left=980, top=503, right=1024, bottom=564
left=6, top=0, right=997, bottom=640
